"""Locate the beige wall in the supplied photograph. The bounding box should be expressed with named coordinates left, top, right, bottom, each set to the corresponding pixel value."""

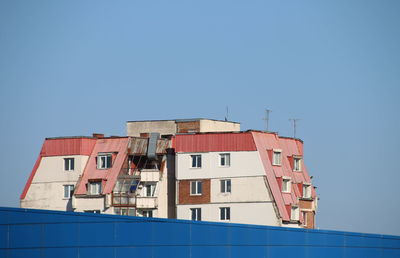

left=176, top=151, right=265, bottom=180
left=21, top=155, right=89, bottom=211
left=127, top=121, right=176, bottom=137
left=177, top=202, right=280, bottom=226
left=211, top=177, right=272, bottom=203
left=199, top=119, right=240, bottom=133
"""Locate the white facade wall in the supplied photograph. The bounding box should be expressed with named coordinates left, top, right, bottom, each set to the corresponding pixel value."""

left=176, top=151, right=266, bottom=180
left=177, top=202, right=279, bottom=226
left=21, top=155, right=89, bottom=211
left=176, top=151, right=281, bottom=226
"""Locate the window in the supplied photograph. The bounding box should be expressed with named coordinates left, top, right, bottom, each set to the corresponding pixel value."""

left=272, top=151, right=282, bottom=166
left=64, top=158, right=75, bottom=171
left=220, top=179, right=231, bottom=193
left=191, top=208, right=201, bottom=221
left=190, top=181, right=202, bottom=195
left=97, top=154, right=112, bottom=169
left=291, top=206, right=299, bottom=221
left=303, top=184, right=312, bottom=198
left=293, top=157, right=302, bottom=171
left=220, top=207, right=230, bottom=221
left=89, top=182, right=101, bottom=195
left=191, top=155, right=202, bottom=168
left=282, top=178, right=291, bottom=193
left=114, top=207, right=135, bottom=216
left=302, top=211, right=308, bottom=226
left=143, top=210, right=153, bottom=218
left=63, top=185, right=74, bottom=199
left=144, top=183, right=156, bottom=197
left=84, top=210, right=100, bottom=214
left=219, top=153, right=230, bottom=167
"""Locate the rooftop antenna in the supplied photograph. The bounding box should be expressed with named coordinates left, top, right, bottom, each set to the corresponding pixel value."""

left=225, top=106, right=229, bottom=121
left=262, top=108, right=272, bottom=131
left=289, top=118, right=300, bottom=138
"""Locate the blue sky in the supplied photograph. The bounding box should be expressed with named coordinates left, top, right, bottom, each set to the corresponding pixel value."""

left=0, top=1, right=399, bottom=235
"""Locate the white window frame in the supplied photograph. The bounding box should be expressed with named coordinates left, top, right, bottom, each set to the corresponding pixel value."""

left=291, top=206, right=299, bottom=221
left=63, top=185, right=74, bottom=199
left=143, top=210, right=153, bottom=218
left=143, top=183, right=156, bottom=197
left=302, top=211, right=308, bottom=226
left=219, top=153, right=230, bottom=167
left=220, top=179, right=231, bottom=193
left=89, top=181, right=101, bottom=195
left=64, top=158, right=75, bottom=171
left=220, top=207, right=230, bottom=221
left=272, top=149, right=282, bottom=166
left=293, top=156, right=302, bottom=171
left=282, top=177, right=291, bottom=193
left=97, top=154, right=112, bottom=169
left=190, top=155, right=202, bottom=168
left=303, top=183, right=312, bottom=198
left=191, top=208, right=201, bottom=221
left=190, top=181, right=202, bottom=195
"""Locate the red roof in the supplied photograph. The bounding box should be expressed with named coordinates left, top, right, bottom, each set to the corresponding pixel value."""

left=175, top=132, right=257, bottom=153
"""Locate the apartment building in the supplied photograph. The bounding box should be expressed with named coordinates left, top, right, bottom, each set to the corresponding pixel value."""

left=174, top=131, right=317, bottom=228
left=21, top=118, right=317, bottom=228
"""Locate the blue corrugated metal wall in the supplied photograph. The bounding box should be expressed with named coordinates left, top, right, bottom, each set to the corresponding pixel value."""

left=0, top=207, right=399, bottom=258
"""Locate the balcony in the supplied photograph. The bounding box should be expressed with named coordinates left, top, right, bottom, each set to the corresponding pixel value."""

left=136, top=196, right=158, bottom=209
left=140, top=169, right=160, bottom=182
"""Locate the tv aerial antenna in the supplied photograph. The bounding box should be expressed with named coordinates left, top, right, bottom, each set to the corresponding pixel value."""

left=262, top=108, right=272, bottom=132
left=289, top=118, right=300, bottom=138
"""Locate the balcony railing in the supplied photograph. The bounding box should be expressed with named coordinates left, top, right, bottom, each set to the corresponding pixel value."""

left=136, top=196, right=158, bottom=209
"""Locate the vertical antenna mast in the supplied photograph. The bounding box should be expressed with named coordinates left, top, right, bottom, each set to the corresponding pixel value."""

left=289, top=118, right=300, bottom=138
left=263, top=109, right=272, bottom=132
left=225, top=106, right=229, bottom=121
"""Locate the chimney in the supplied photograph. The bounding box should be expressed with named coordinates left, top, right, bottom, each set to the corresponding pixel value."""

left=92, top=133, right=104, bottom=138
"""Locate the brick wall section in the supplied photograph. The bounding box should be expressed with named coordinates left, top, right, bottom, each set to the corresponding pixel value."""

left=177, top=121, right=200, bottom=133
left=178, top=179, right=210, bottom=204
left=299, top=199, right=313, bottom=210
left=303, top=211, right=315, bottom=229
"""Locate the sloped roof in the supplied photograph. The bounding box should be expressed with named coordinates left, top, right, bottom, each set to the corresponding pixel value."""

left=75, top=137, right=130, bottom=195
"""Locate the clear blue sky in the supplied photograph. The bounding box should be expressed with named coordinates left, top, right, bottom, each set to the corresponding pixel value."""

left=1, top=1, right=399, bottom=235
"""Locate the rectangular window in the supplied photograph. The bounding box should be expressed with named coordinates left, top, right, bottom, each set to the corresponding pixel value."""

left=293, top=157, right=302, bottom=171
left=64, top=158, right=75, bottom=171
left=190, top=181, right=202, bottom=195
left=63, top=185, right=74, bottom=198
left=220, top=179, right=231, bottom=193
left=144, top=183, right=156, bottom=197
left=291, top=206, right=299, bottom=221
left=143, top=210, right=153, bottom=217
left=191, top=208, right=201, bottom=221
left=282, top=178, right=291, bottom=193
left=84, top=210, right=100, bottom=214
left=114, top=207, right=135, bottom=216
left=219, top=153, right=230, bottom=167
left=191, top=155, right=202, bottom=168
left=220, top=207, right=230, bottom=221
left=272, top=151, right=282, bottom=166
left=302, top=211, right=307, bottom=226
left=89, top=182, right=101, bottom=195
left=97, top=154, right=112, bottom=169
left=303, top=184, right=312, bottom=198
